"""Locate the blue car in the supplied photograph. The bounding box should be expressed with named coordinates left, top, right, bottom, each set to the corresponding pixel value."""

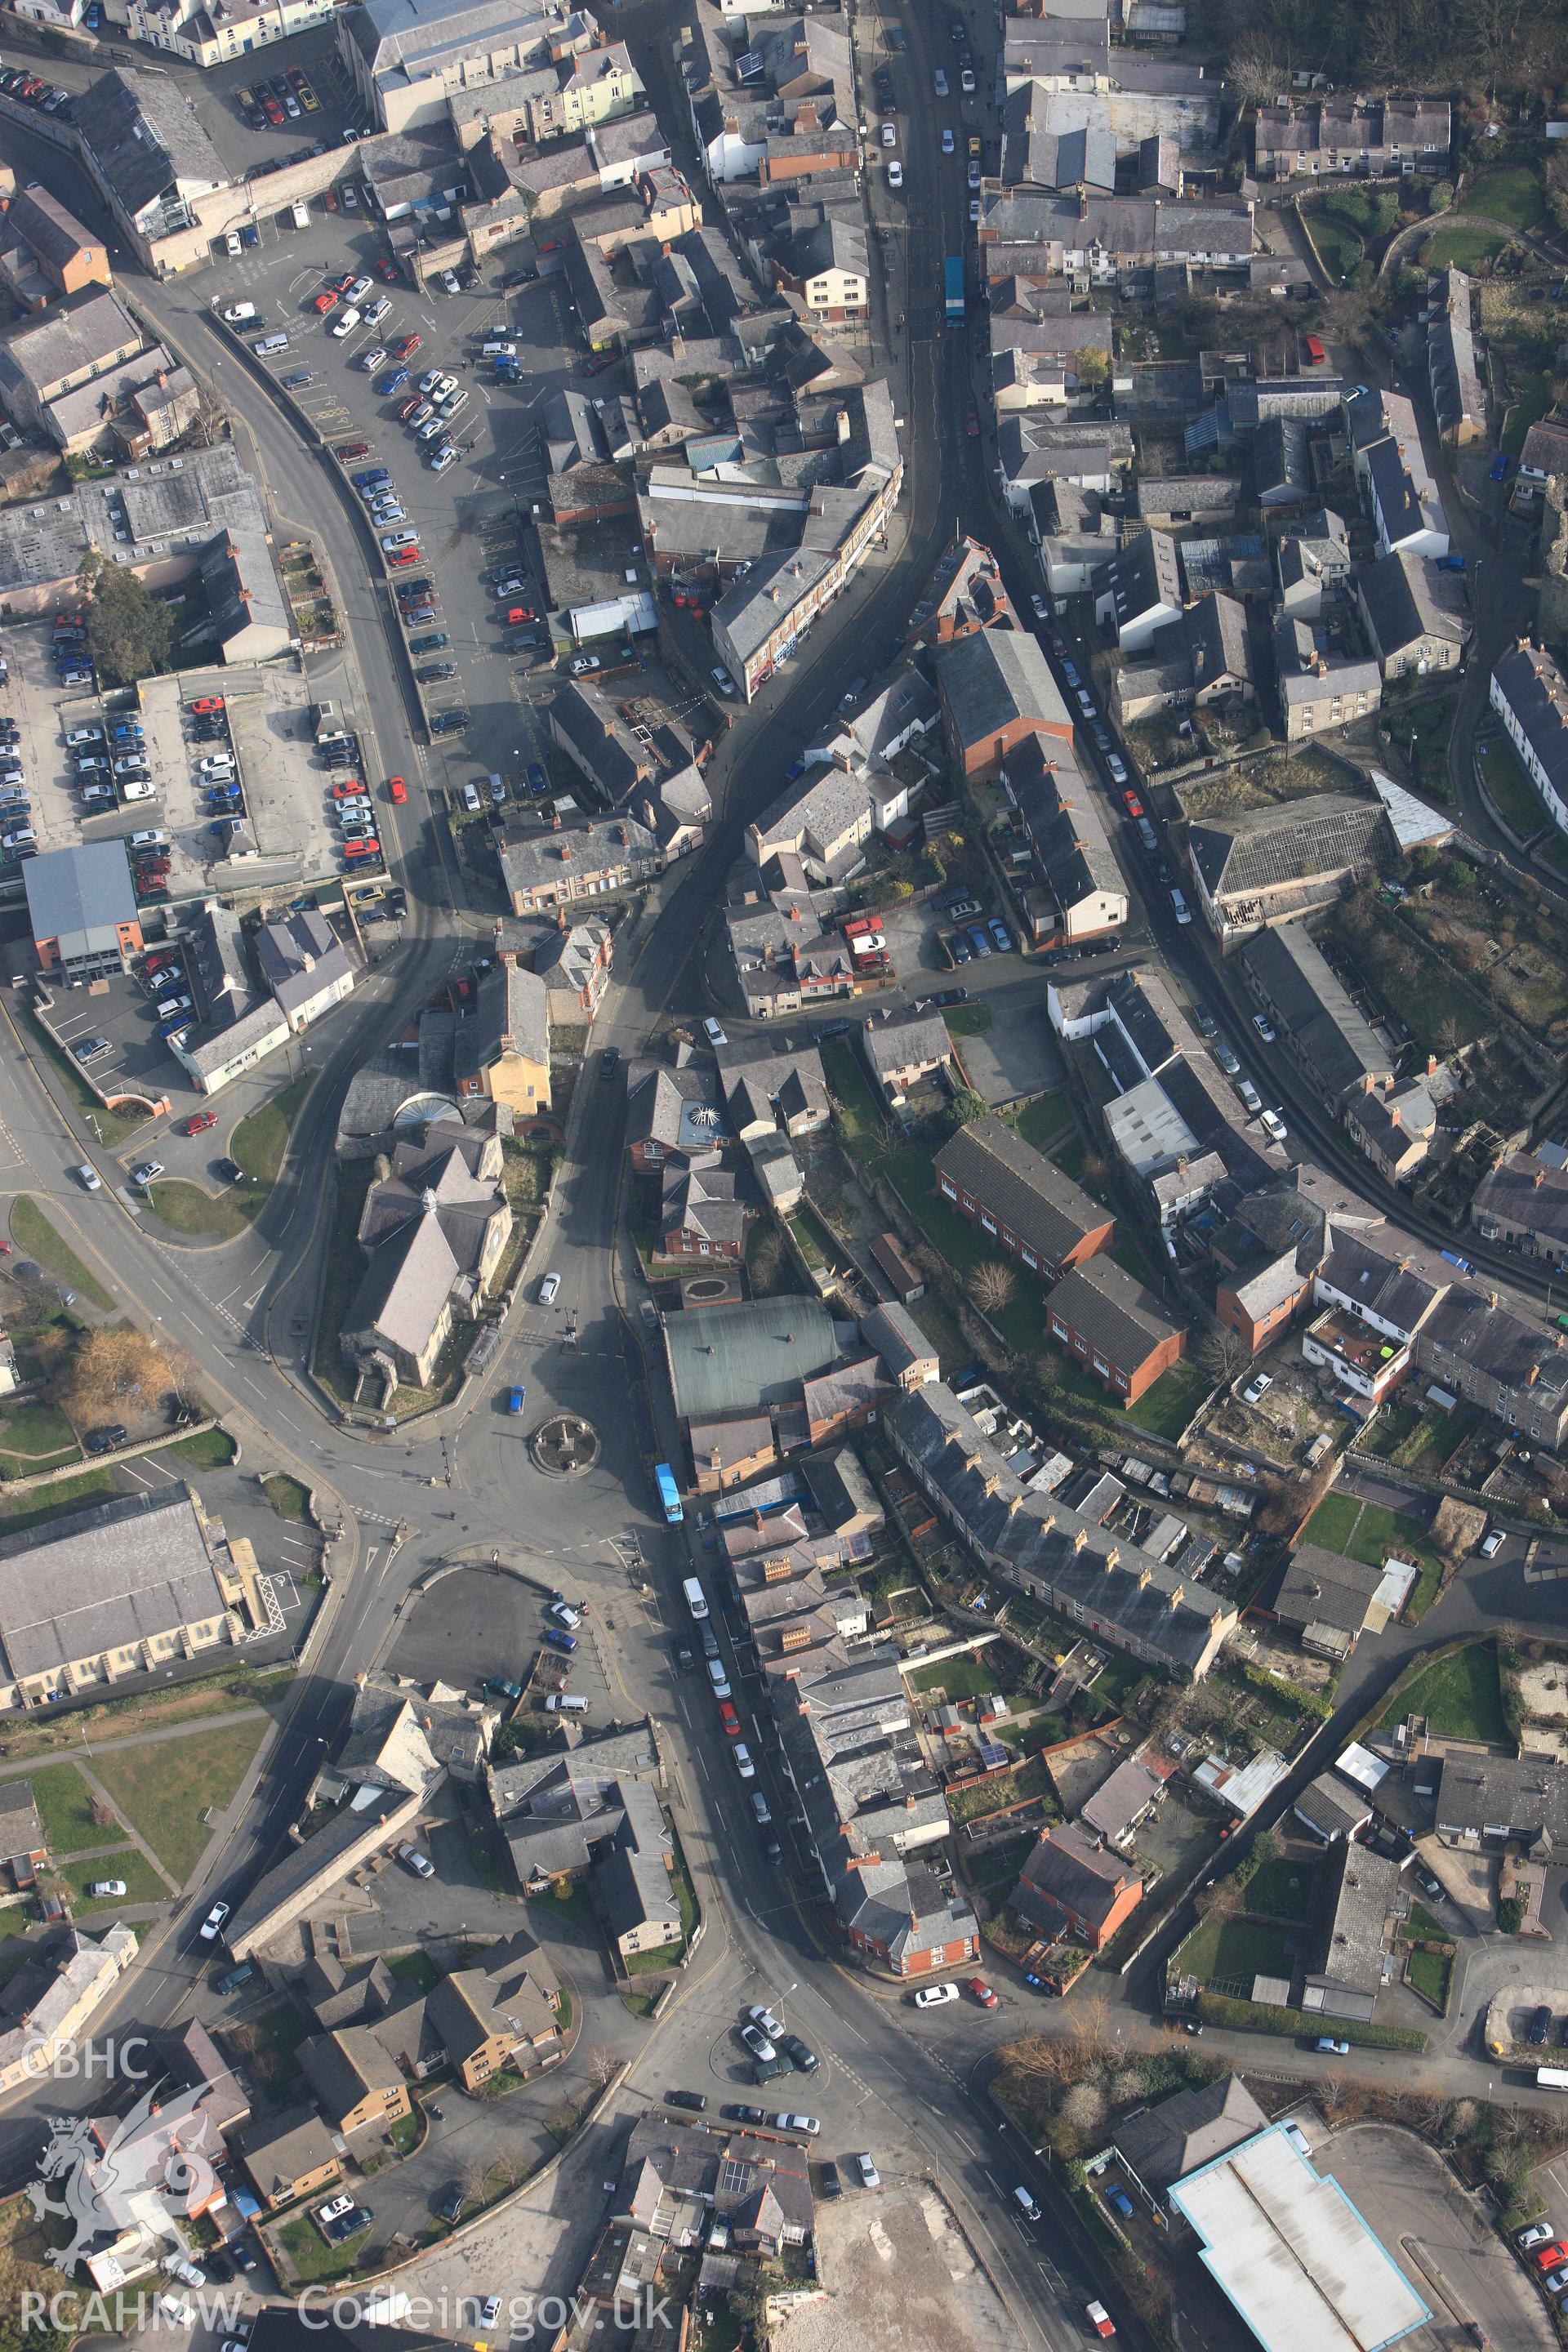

left=381, top=368, right=410, bottom=395
left=351, top=467, right=390, bottom=490
left=969, top=926, right=992, bottom=957
left=506, top=1384, right=526, bottom=1414
left=1490, top=452, right=1512, bottom=483
left=1103, top=2185, right=1134, bottom=2219
left=527, top=762, right=547, bottom=794
left=989, top=918, right=1011, bottom=952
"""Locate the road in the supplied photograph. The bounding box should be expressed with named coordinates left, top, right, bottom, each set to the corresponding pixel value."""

left=1, top=22, right=1563, bottom=2348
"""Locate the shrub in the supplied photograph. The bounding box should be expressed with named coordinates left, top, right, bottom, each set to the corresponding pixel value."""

left=1497, top=1893, right=1526, bottom=1936
left=1196, top=1989, right=1427, bottom=2051
left=1428, top=180, right=1454, bottom=215
left=1226, top=1655, right=1331, bottom=1722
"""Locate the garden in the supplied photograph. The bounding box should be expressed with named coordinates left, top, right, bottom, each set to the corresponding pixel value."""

left=1377, top=1640, right=1508, bottom=1745
left=1301, top=1490, right=1447, bottom=1621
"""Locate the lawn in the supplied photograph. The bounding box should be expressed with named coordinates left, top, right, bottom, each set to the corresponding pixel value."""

left=1054, top=1134, right=1089, bottom=1182
left=20, top=1008, right=147, bottom=1146
left=0, top=1468, right=114, bottom=1536
left=1407, top=1944, right=1453, bottom=2009
left=1305, top=1494, right=1446, bottom=1622
left=879, top=1142, right=1046, bottom=1356
left=1478, top=733, right=1548, bottom=838
left=166, top=1425, right=236, bottom=1469
left=146, top=1072, right=314, bottom=1240
left=1379, top=1642, right=1507, bottom=1744
left=906, top=1650, right=995, bottom=1699
left=625, top=1937, right=684, bottom=1976
left=1246, top=1857, right=1318, bottom=1923
left=943, top=1004, right=994, bottom=1038
left=234, top=1071, right=316, bottom=1184
left=263, top=1473, right=310, bottom=1521
left=1307, top=208, right=1364, bottom=280
left=144, top=1180, right=256, bottom=1241
left=1463, top=166, right=1545, bottom=229
left=1184, top=1912, right=1295, bottom=1989
left=29, top=1762, right=112, bottom=1856
left=1424, top=220, right=1508, bottom=271
left=821, top=1038, right=884, bottom=1154
left=387, top=1950, right=439, bottom=1989
left=0, top=1400, right=79, bottom=1477
left=56, top=1848, right=168, bottom=1913
left=1125, top=1357, right=1211, bottom=1441
left=528, top=1880, right=594, bottom=1927
left=1303, top=1492, right=1361, bottom=1551
left=9, top=1198, right=116, bottom=1312
left=276, top=2215, right=369, bottom=2284
left=91, top=1715, right=270, bottom=1882
left=1011, top=1094, right=1074, bottom=1151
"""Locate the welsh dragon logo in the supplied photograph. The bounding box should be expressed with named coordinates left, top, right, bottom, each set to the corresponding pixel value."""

left=29, top=2074, right=224, bottom=2274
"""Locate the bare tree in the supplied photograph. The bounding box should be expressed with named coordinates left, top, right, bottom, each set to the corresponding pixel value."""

left=50, top=1327, right=169, bottom=1430
left=1067, top=1989, right=1115, bottom=2067
left=1198, top=1325, right=1250, bottom=1387
left=1059, top=2080, right=1107, bottom=2143
left=1196, top=1875, right=1243, bottom=1925
left=584, top=2045, right=621, bottom=2089
left=1227, top=29, right=1286, bottom=104
left=969, top=1261, right=1018, bottom=1315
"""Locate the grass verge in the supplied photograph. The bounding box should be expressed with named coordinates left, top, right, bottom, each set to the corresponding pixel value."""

left=9, top=1197, right=115, bottom=1312
left=1196, top=1988, right=1427, bottom=2050
left=165, top=1425, right=236, bottom=1468
left=29, top=1762, right=110, bottom=1856
left=91, top=1714, right=270, bottom=1882
left=263, top=1473, right=310, bottom=1521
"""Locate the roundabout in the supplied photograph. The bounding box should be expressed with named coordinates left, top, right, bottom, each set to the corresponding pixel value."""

left=530, top=1412, right=601, bottom=1476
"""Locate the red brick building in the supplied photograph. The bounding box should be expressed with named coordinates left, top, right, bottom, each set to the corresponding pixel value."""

left=1046, top=1257, right=1185, bottom=1405
left=1215, top=1251, right=1310, bottom=1353
left=935, top=1114, right=1113, bottom=1285
left=933, top=627, right=1074, bottom=782
left=1010, top=1824, right=1144, bottom=1952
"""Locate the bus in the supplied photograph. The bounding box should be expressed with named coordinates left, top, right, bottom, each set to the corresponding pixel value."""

left=654, top=1463, right=684, bottom=1525
left=1538, top=2067, right=1568, bottom=2089
left=944, top=256, right=964, bottom=319
left=682, top=1575, right=710, bottom=1619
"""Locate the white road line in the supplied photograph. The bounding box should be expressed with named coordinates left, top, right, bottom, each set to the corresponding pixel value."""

left=242, top=1375, right=268, bottom=1396
left=121, top=1465, right=154, bottom=1487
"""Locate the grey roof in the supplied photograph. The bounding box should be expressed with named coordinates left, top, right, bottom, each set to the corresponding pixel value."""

left=72, top=69, right=227, bottom=216
left=1306, top=1842, right=1406, bottom=2013
left=24, top=840, right=136, bottom=951
left=1491, top=642, right=1568, bottom=808
left=859, top=1301, right=934, bottom=1379
left=298, top=2024, right=403, bottom=2125
left=1047, top=1256, right=1182, bottom=1371
left=1357, top=549, right=1468, bottom=665
left=344, top=1211, right=460, bottom=1364
left=1473, top=1150, right=1568, bottom=1247
left=240, top=2103, right=339, bottom=2200
left=891, top=1383, right=1229, bottom=1675
left=598, top=1777, right=680, bottom=1944
left=626, top=1058, right=729, bottom=1155
left=499, top=813, right=661, bottom=901
left=1186, top=590, right=1251, bottom=693
left=1295, top=1769, right=1373, bottom=1841
left=0, top=1779, right=43, bottom=1862
left=1136, top=477, right=1240, bottom=520
left=1421, top=1283, right=1568, bottom=1409
left=1435, top=1753, right=1568, bottom=1848
left=862, top=1002, right=953, bottom=1085
left=1079, top=1754, right=1167, bottom=1845
left=1275, top=1543, right=1382, bottom=1640
left=0, top=286, right=140, bottom=401
left=0, top=1487, right=229, bottom=1682
left=454, top=961, right=549, bottom=1086
left=664, top=1294, right=839, bottom=1421
left=1187, top=792, right=1392, bottom=905
left=935, top=1114, right=1107, bottom=1270
left=1316, top=1227, right=1444, bottom=1336
left=1114, top=2075, right=1267, bottom=2196
left=1428, top=269, right=1483, bottom=439
left=1241, top=922, right=1391, bottom=1100
left=1013, top=1821, right=1139, bottom=1935
left=935, top=626, right=1072, bottom=748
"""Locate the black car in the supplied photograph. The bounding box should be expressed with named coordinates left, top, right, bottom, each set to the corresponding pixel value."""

left=1530, top=2005, right=1552, bottom=2045
left=818, top=2161, right=843, bottom=2200
left=1412, top=1864, right=1444, bottom=1903
left=417, top=662, right=457, bottom=682
left=216, top=1158, right=245, bottom=1185
left=86, top=1423, right=127, bottom=1453
left=437, top=2184, right=466, bottom=2225
left=499, top=264, right=537, bottom=286
left=430, top=710, right=470, bottom=735
left=665, top=2089, right=707, bottom=2112
left=599, top=1046, right=620, bottom=1076
left=782, top=2034, right=818, bottom=2074
left=928, top=987, right=968, bottom=1009
left=722, top=2103, right=765, bottom=2125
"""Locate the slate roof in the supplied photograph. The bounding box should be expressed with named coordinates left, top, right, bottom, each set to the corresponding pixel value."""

left=1241, top=922, right=1392, bottom=1100
left=1013, top=1821, right=1140, bottom=1936
left=0, top=1487, right=230, bottom=1682
left=1357, top=549, right=1468, bottom=665
left=1315, top=1226, right=1444, bottom=1335
left=454, top=962, right=549, bottom=1086
left=1114, top=2074, right=1267, bottom=2195
left=71, top=70, right=227, bottom=215
left=1295, top=1769, right=1372, bottom=1841
left=240, top=2104, right=339, bottom=2201
left=1491, top=642, right=1568, bottom=807
left=935, top=1114, right=1107, bottom=1268
left=1275, top=1543, right=1383, bottom=1640
left=0, top=1779, right=43, bottom=1862
left=1186, top=589, right=1251, bottom=693
left=1187, top=792, right=1392, bottom=904
left=1421, top=1284, right=1568, bottom=1409
left=862, top=1003, right=953, bottom=1085
left=935, top=626, right=1072, bottom=748
left=1473, top=1150, right=1568, bottom=1247
left=1047, top=1256, right=1182, bottom=1371
left=1436, top=1752, right=1568, bottom=1848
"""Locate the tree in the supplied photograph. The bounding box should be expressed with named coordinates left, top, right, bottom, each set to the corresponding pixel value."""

left=748, top=1223, right=784, bottom=1292
left=969, top=1261, right=1018, bottom=1314
left=944, top=1086, right=989, bottom=1135
left=584, top=2044, right=621, bottom=2088
left=79, top=553, right=172, bottom=691
left=1059, top=2080, right=1107, bottom=2143
left=49, top=1327, right=169, bottom=1428
left=1198, top=1325, right=1250, bottom=1386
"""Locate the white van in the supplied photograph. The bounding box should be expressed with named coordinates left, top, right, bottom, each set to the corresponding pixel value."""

left=482, top=339, right=518, bottom=359
left=253, top=333, right=289, bottom=355
left=546, top=1692, right=589, bottom=1714
left=682, top=1576, right=710, bottom=1621
left=706, top=1655, right=732, bottom=1700
left=1012, top=2187, right=1041, bottom=2222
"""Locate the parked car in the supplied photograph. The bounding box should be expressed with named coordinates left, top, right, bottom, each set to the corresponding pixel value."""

left=395, top=1842, right=434, bottom=1879
left=912, top=1983, right=960, bottom=2009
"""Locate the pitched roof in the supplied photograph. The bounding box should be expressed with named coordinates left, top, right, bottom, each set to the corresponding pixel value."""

left=0, top=1486, right=230, bottom=1682
left=1491, top=641, right=1568, bottom=807
left=1241, top=922, right=1392, bottom=1099
left=935, top=626, right=1072, bottom=748
left=935, top=1114, right=1107, bottom=1268
left=1047, top=1255, right=1182, bottom=1370
left=1187, top=792, right=1391, bottom=904
left=1014, top=1820, right=1140, bottom=1933
left=1276, top=1542, right=1382, bottom=1639
left=1114, top=2074, right=1267, bottom=2194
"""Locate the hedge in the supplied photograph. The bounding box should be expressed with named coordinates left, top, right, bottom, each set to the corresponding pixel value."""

left=1227, top=1656, right=1333, bottom=1722
left=1196, top=1989, right=1428, bottom=2051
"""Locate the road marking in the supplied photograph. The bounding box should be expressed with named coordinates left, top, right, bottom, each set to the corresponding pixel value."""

left=242, top=1375, right=268, bottom=1396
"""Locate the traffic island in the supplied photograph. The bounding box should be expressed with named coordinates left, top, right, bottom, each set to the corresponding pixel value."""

left=531, top=1414, right=599, bottom=1477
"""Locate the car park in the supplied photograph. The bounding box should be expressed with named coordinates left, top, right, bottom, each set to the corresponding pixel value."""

left=740, top=2023, right=777, bottom=2061
left=1520, top=2221, right=1557, bottom=2252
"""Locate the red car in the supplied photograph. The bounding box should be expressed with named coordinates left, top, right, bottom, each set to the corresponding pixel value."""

left=965, top=406, right=979, bottom=437
left=336, top=441, right=369, bottom=461
left=718, top=1700, right=742, bottom=1738
left=332, top=781, right=368, bottom=800
left=143, top=952, right=175, bottom=976
left=390, top=332, right=421, bottom=359
left=181, top=1111, right=218, bottom=1137
left=54, top=610, right=84, bottom=631
left=190, top=695, right=225, bottom=715
left=376, top=260, right=399, bottom=283
left=263, top=97, right=284, bottom=125
left=504, top=605, right=537, bottom=626
left=397, top=394, right=423, bottom=422
left=966, top=1978, right=998, bottom=2008
left=1535, top=2244, right=1568, bottom=2272
left=386, top=776, right=408, bottom=804
left=581, top=354, right=613, bottom=376
left=314, top=289, right=339, bottom=315
left=323, top=189, right=339, bottom=212
left=344, top=837, right=381, bottom=859
left=390, top=547, right=419, bottom=568
left=1120, top=788, right=1144, bottom=817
